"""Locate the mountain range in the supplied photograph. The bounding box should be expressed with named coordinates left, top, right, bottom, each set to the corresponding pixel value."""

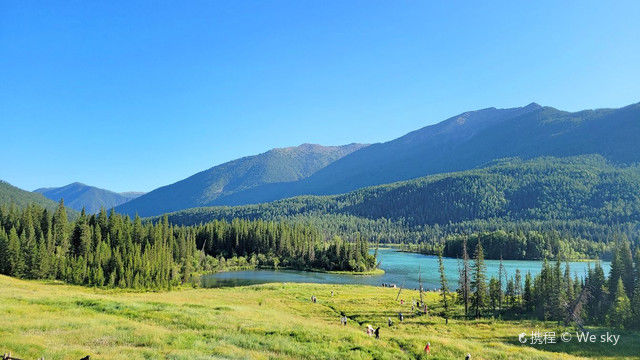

left=5, top=101, right=638, bottom=220
left=159, top=154, right=640, bottom=230
left=115, top=101, right=640, bottom=217
left=0, top=180, right=78, bottom=217
left=34, top=182, right=144, bottom=214
left=114, top=143, right=367, bottom=217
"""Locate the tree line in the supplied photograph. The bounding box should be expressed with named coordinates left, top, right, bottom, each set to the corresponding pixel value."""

left=404, top=229, right=610, bottom=260
left=160, top=156, right=640, bottom=260
left=444, top=238, right=640, bottom=329
left=0, top=201, right=377, bottom=289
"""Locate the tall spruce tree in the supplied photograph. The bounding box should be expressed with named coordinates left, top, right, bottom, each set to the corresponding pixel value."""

left=523, top=272, right=533, bottom=312
left=471, top=241, right=487, bottom=318
left=497, top=256, right=505, bottom=311
left=458, top=238, right=471, bottom=318
left=607, top=278, right=631, bottom=329
left=514, top=269, right=523, bottom=308
left=438, top=250, right=450, bottom=323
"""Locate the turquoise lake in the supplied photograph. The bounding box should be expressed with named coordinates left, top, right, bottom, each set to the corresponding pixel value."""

left=201, top=248, right=610, bottom=289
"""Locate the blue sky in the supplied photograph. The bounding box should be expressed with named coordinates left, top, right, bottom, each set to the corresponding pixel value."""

left=1, top=1, right=639, bottom=192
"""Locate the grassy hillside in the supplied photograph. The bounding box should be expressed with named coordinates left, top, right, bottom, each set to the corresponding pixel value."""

left=0, top=180, right=76, bottom=216
left=1, top=275, right=637, bottom=359
left=116, top=143, right=367, bottom=217
left=35, top=182, right=144, bottom=214
left=157, top=156, right=640, bottom=245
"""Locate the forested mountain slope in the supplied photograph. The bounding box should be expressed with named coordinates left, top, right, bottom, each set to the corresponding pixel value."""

left=214, top=102, right=640, bottom=206
left=116, top=143, right=367, bottom=217
left=0, top=180, right=78, bottom=217
left=117, top=102, right=639, bottom=216
left=35, top=182, right=144, bottom=214
left=158, top=156, right=640, bottom=249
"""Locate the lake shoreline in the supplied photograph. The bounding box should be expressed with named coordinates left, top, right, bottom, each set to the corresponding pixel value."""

left=396, top=249, right=605, bottom=262
left=198, top=265, right=385, bottom=277
left=200, top=248, right=610, bottom=289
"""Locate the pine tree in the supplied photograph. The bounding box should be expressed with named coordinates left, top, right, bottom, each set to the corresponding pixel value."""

left=607, top=278, right=631, bottom=329
left=471, top=241, right=487, bottom=318
left=7, top=227, right=24, bottom=277
left=505, top=278, right=515, bottom=308
left=564, top=262, right=574, bottom=303
left=53, top=199, right=69, bottom=255
left=608, top=241, right=623, bottom=301
left=587, top=262, right=608, bottom=323
left=630, top=280, right=640, bottom=330
left=618, top=240, right=634, bottom=298
left=497, top=256, right=505, bottom=311
left=514, top=269, right=523, bottom=308
left=438, top=250, right=450, bottom=323
left=523, top=272, right=533, bottom=312
left=489, top=277, right=501, bottom=313
left=0, top=228, right=9, bottom=274
left=551, top=258, right=566, bottom=320
left=458, top=238, right=471, bottom=318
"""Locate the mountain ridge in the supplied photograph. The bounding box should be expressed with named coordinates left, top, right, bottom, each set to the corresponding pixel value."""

left=156, top=155, right=640, bottom=247
left=118, top=101, right=640, bottom=217
left=0, top=180, right=78, bottom=216
left=35, top=182, right=144, bottom=214
left=115, top=143, right=368, bottom=217
left=208, top=101, right=640, bottom=206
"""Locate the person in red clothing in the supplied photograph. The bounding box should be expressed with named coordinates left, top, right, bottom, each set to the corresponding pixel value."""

left=424, top=342, right=431, bottom=354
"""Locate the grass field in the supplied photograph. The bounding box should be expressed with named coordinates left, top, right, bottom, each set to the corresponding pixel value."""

left=0, top=275, right=637, bottom=360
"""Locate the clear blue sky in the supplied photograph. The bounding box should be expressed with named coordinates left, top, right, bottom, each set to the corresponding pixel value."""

left=2, top=1, right=639, bottom=192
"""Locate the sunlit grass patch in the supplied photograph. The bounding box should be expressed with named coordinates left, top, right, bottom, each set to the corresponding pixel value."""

left=0, top=275, right=637, bottom=359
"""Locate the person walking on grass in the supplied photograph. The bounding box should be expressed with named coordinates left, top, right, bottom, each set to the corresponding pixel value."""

left=374, top=327, right=380, bottom=339
left=424, top=342, right=431, bottom=354
left=366, top=325, right=374, bottom=336
left=465, top=354, right=471, bottom=360
left=387, top=317, right=393, bottom=327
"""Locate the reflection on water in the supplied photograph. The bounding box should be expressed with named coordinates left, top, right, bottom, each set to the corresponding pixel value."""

left=201, top=248, right=610, bottom=289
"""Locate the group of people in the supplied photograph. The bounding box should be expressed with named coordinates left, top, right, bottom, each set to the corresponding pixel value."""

left=319, top=291, right=473, bottom=358
left=365, top=325, right=380, bottom=339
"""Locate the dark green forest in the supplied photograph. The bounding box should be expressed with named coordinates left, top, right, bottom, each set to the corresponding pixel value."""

left=0, top=181, right=78, bottom=217
left=405, top=230, right=611, bottom=260
left=158, top=155, right=640, bottom=259
left=447, top=239, right=640, bottom=330
left=0, top=202, right=376, bottom=289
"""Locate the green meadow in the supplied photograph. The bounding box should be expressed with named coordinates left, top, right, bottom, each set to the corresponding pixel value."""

left=0, top=275, right=637, bottom=360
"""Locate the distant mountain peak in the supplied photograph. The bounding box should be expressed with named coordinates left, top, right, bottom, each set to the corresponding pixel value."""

left=119, top=101, right=639, bottom=216
left=273, top=143, right=366, bottom=153
left=35, top=183, right=144, bottom=214
left=115, top=142, right=369, bottom=217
